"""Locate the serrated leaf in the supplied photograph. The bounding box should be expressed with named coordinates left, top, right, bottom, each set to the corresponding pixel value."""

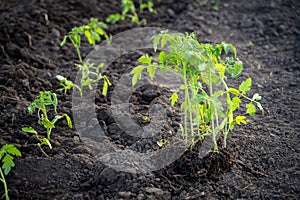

left=147, top=64, right=156, bottom=78
left=169, top=92, right=178, bottom=107
left=2, top=154, right=14, bottom=175
left=161, top=34, right=168, bottom=49
left=130, top=66, right=145, bottom=86
left=232, top=97, right=241, bottom=111
left=158, top=51, right=166, bottom=64
left=4, top=144, right=21, bottom=157
left=236, top=115, right=247, bottom=125
left=246, top=102, right=256, bottom=117
left=239, top=78, right=252, bottom=94
left=22, top=127, right=38, bottom=134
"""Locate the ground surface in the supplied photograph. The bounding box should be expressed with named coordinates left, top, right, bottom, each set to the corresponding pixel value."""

left=0, top=0, right=299, bottom=199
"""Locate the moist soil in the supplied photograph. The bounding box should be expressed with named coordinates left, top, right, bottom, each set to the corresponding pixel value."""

left=0, top=0, right=299, bottom=199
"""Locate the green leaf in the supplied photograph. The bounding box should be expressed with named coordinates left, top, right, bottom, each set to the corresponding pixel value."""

left=84, top=30, right=94, bottom=45
left=138, top=54, right=152, bottom=64
left=223, top=43, right=230, bottom=55
left=62, top=114, right=73, bottom=128
left=213, top=90, right=224, bottom=97
left=60, top=36, right=67, bottom=46
left=106, top=14, right=122, bottom=23
left=102, top=77, right=111, bottom=96
left=223, top=43, right=237, bottom=58
left=153, top=35, right=161, bottom=52
left=236, top=115, right=247, bottom=125
left=40, top=138, right=52, bottom=149
left=56, top=75, right=65, bottom=81
left=42, top=118, right=55, bottom=129
left=228, top=88, right=239, bottom=96
left=147, top=64, right=156, bottom=78
left=2, top=154, right=14, bottom=175
left=227, top=61, right=243, bottom=79
left=22, top=127, right=38, bottom=135
left=161, top=34, right=168, bottom=49
left=95, top=27, right=105, bottom=36
left=81, top=79, right=92, bottom=87
left=239, top=78, right=252, bottom=94
left=158, top=51, right=166, bottom=64
left=194, top=92, right=207, bottom=103
left=246, top=102, right=256, bottom=117
left=169, top=92, right=178, bottom=107
left=232, top=97, right=241, bottom=111
left=130, top=65, right=145, bottom=86
left=4, top=144, right=21, bottom=157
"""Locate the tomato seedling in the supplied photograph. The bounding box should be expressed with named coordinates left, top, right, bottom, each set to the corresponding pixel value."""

left=106, top=0, right=157, bottom=25
left=130, top=31, right=264, bottom=151
left=0, top=144, right=21, bottom=200
left=22, top=91, right=72, bottom=149
left=61, top=18, right=111, bottom=63
left=59, top=18, right=112, bottom=97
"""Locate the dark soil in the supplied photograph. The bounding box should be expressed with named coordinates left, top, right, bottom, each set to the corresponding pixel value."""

left=0, top=0, right=299, bottom=199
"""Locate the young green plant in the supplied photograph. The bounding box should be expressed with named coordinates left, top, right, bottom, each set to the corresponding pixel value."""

left=106, top=0, right=157, bottom=25
left=22, top=91, right=72, bottom=149
left=0, top=144, right=21, bottom=200
left=59, top=18, right=112, bottom=97
left=130, top=31, right=264, bottom=151
left=61, top=18, right=111, bottom=63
